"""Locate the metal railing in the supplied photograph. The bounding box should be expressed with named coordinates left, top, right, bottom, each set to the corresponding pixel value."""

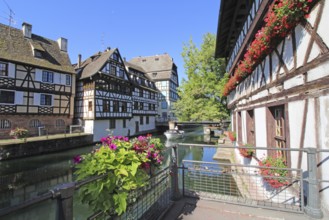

left=0, top=167, right=171, bottom=220
left=178, top=143, right=329, bottom=219
left=181, top=160, right=303, bottom=213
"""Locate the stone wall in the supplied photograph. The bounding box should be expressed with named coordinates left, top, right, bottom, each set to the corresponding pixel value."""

left=0, top=134, right=93, bottom=161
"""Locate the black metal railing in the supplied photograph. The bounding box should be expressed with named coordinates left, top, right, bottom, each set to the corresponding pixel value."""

left=0, top=167, right=172, bottom=220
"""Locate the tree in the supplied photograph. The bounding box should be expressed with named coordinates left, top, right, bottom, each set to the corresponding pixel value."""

left=173, top=33, right=229, bottom=121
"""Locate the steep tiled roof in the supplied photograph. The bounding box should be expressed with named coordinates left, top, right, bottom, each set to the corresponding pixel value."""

left=0, top=23, right=75, bottom=73
left=129, top=54, right=176, bottom=81
left=76, top=49, right=115, bottom=79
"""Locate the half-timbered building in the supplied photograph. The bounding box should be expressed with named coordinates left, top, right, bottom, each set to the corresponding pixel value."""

left=74, top=48, right=132, bottom=141
left=0, top=22, right=75, bottom=138
left=124, top=61, right=158, bottom=134
left=216, top=0, right=329, bottom=215
left=129, top=53, right=179, bottom=121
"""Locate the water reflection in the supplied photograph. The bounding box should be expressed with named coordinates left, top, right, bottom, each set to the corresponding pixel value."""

left=0, top=126, right=224, bottom=219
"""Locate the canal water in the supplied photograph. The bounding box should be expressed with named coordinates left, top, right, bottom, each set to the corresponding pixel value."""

left=0, top=126, right=229, bottom=219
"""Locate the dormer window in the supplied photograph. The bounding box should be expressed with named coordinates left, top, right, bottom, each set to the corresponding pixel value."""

left=0, top=62, right=8, bottom=76
left=34, top=50, right=43, bottom=58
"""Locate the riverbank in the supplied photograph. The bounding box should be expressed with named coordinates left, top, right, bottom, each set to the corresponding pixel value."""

left=0, top=133, right=93, bottom=161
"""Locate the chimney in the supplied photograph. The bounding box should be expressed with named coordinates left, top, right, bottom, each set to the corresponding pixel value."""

left=77, top=54, right=81, bottom=68
left=123, top=57, right=126, bottom=61
left=57, top=37, right=68, bottom=52
left=22, top=22, right=32, bottom=38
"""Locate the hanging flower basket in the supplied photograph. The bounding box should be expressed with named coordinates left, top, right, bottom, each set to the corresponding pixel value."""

left=222, top=0, right=313, bottom=96
left=258, top=155, right=289, bottom=188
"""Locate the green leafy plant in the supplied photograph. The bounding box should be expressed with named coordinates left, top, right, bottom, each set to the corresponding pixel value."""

left=74, top=135, right=164, bottom=216
left=239, top=144, right=255, bottom=158
left=9, top=127, right=28, bottom=139
left=258, top=154, right=289, bottom=188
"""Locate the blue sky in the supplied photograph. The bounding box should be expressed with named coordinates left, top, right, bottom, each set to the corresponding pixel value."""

left=1, top=0, right=220, bottom=83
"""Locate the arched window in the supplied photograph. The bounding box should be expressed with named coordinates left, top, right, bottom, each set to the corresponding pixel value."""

left=55, top=119, right=65, bottom=128
left=0, top=119, right=11, bottom=129
left=29, top=119, right=41, bottom=128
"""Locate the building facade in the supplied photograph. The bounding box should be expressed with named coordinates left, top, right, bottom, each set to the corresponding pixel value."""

left=74, top=48, right=157, bottom=142
left=129, top=54, right=179, bottom=121
left=216, top=0, right=329, bottom=215
left=0, top=22, right=76, bottom=138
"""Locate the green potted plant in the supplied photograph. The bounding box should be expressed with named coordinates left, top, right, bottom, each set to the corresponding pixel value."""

left=258, top=155, right=289, bottom=188
left=239, top=144, right=255, bottom=159
left=74, top=134, right=164, bottom=216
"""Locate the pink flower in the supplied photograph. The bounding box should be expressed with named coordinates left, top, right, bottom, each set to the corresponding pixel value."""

left=109, top=143, right=117, bottom=150
left=73, top=155, right=82, bottom=164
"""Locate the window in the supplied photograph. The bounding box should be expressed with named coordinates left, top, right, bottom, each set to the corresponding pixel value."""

left=123, top=119, right=126, bottom=128
left=0, top=62, right=8, bottom=76
left=112, top=53, right=118, bottom=61
left=40, top=94, right=52, bottom=106
left=88, top=101, right=92, bottom=111
left=55, top=119, right=65, bottom=128
left=66, top=74, right=71, bottom=85
left=0, top=90, right=15, bottom=104
left=103, top=100, right=110, bottom=112
left=140, top=116, right=143, bottom=125
left=110, top=119, right=116, bottom=129
left=161, top=101, right=167, bottom=109
left=134, top=102, right=138, bottom=110
left=246, top=110, right=255, bottom=146
left=146, top=116, right=149, bottom=124
left=0, top=119, right=11, bottom=129
left=120, top=102, right=127, bottom=112
left=152, top=72, right=157, bottom=77
left=113, top=100, right=119, bottom=112
left=35, top=50, right=43, bottom=58
left=110, top=65, right=116, bottom=75
left=118, top=69, right=124, bottom=78
left=139, top=102, right=143, bottom=110
left=42, top=71, right=53, bottom=83
left=268, top=105, right=287, bottom=161
left=29, top=119, right=41, bottom=128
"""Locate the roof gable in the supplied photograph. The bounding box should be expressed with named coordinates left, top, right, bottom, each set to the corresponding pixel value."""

left=0, top=23, right=75, bottom=73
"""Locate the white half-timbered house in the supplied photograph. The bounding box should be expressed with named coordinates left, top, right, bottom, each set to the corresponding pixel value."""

left=74, top=48, right=132, bottom=141
left=124, top=61, right=158, bottom=134
left=0, top=22, right=75, bottom=138
left=216, top=0, right=329, bottom=215
left=129, top=54, right=179, bottom=121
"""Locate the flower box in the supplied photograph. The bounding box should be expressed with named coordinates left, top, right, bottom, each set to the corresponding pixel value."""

left=258, top=155, right=289, bottom=188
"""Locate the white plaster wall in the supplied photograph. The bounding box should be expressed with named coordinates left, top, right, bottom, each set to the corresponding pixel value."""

left=241, top=110, right=247, bottom=144
left=288, top=100, right=306, bottom=170
left=35, top=69, right=42, bottom=82
left=15, top=91, right=24, bottom=105
left=317, top=0, right=329, bottom=49
left=33, top=93, right=40, bottom=105
left=283, top=74, right=304, bottom=90
left=93, top=120, right=109, bottom=142
left=84, top=120, right=94, bottom=135
left=307, top=59, right=329, bottom=82
left=307, top=2, right=320, bottom=27
left=283, top=34, right=294, bottom=71
left=318, top=95, right=329, bottom=212
left=8, top=63, right=15, bottom=78
left=304, top=98, right=316, bottom=149
left=295, top=24, right=311, bottom=68
left=254, top=107, right=267, bottom=158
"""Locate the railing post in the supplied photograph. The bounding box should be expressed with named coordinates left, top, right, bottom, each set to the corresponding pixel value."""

left=171, top=145, right=181, bottom=201
left=304, top=148, right=323, bottom=219
left=51, top=182, right=75, bottom=220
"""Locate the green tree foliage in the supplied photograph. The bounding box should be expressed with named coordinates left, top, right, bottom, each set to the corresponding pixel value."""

left=174, top=33, right=229, bottom=121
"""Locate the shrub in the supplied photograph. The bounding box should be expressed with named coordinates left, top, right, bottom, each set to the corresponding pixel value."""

left=9, top=127, right=29, bottom=139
